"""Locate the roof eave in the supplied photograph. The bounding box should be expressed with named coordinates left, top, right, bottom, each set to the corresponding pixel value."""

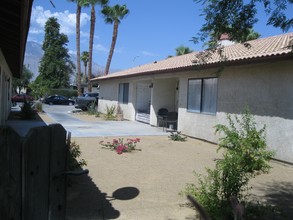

left=0, top=0, right=33, bottom=78
left=91, top=53, right=293, bottom=82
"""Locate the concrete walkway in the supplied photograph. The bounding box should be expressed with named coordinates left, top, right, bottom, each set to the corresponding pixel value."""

left=7, top=105, right=167, bottom=137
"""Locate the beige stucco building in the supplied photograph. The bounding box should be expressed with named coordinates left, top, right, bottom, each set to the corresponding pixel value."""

left=92, top=33, right=293, bottom=164
left=0, top=0, right=33, bottom=125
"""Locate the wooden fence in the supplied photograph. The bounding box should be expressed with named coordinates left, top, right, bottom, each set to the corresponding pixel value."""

left=0, top=124, right=68, bottom=220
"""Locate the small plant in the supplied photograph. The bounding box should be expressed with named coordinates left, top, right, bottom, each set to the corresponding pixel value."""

left=20, top=100, right=35, bottom=119
left=87, top=101, right=97, bottom=115
left=95, top=111, right=100, bottom=117
left=168, top=131, right=187, bottom=142
left=68, top=141, right=87, bottom=170
left=33, top=100, right=43, bottom=112
left=116, top=104, right=123, bottom=120
left=182, top=108, right=275, bottom=219
left=104, top=104, right=116, bottom=120
left=99, top=138, right=141, bottom=154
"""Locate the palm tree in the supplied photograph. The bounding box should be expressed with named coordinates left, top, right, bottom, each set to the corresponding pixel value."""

left=102, top=4, right=129, bottom=75
left=244, top=29, right=261, bottom=41
left=87, top=0, right=108, bottom=92
left=68, top=0, right=88, bottom=96
left=175, top=45, right=193, bottom=56
left=81, top=51, right=89, bottom=82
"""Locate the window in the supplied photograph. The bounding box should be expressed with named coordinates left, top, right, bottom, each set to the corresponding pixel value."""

left=118, top=83, right=129, bottom=104
left=187, top=78, right=218, bottom=114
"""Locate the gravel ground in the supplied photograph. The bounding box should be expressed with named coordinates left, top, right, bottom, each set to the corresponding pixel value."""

left=64, top=113, right=293, bottom=220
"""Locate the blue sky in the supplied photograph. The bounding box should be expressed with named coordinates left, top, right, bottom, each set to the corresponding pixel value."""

left=27, top=0, right=293, bottom=72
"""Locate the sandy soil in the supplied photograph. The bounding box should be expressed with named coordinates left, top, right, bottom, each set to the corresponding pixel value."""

left=63, top=113, right=293, bottom=220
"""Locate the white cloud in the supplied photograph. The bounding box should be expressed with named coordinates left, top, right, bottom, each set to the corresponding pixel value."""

left=28, top=27, right=44, bottom=34
left=80, top=31, right=90, bottom=38
left=30, top=6, right=90, bottom=36
left=141, top=50, right=157, bottom=57
left=68, top=50, right=77, bottom=56
left=94, top=44, right=108, bottom=52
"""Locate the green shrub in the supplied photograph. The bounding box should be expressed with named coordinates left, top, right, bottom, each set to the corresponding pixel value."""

left=104, top=104, right=116, bottom=120
left=95, top=111, right=101, bottom=117
left=68, top=141, right=87, bottom=170
left=87, top=101, right=97, bottom=115
left=168, top=131, right=187, bottom=142
left=182, top=108, right=275, bottom=219
left=20, top=101, right=35, bottom=119
left=33, top=100, right=43, bottom=112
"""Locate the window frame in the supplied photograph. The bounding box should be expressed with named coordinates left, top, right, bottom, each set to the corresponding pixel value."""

left=187, top=77, right=218, bottom=115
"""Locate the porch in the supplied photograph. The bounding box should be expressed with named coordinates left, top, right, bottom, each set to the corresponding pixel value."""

left=134, top=78, right=179, bottom=130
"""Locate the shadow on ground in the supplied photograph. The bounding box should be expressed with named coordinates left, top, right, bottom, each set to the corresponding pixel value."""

left=253, top=181, right=293, bottom=219
left=66, top=174, right=139, bottom=220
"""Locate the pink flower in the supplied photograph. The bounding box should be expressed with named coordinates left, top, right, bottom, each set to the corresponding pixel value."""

left=116, top=144, right=127, bottom=154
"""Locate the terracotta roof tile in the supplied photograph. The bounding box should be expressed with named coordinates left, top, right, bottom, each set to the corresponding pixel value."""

left=93, top=33, right=293, bottom=80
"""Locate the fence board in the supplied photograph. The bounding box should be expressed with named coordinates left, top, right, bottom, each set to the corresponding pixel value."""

left=0, top=126, right=22, bottom=220
left=23, top=126, right=51, bottom=220
left=48, top=124, right=67, bottom=220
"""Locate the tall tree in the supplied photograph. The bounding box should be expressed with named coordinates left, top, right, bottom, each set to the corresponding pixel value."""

left=75, top=0, right=82, bottom=96
left=69, top=0, right=88, bottom=96
left=87, top=0, right=108, bottom=92
left=37, top=17, right=75, bottom=89
left=102, top=4, right=129, bottom=75
left=238, top=29, right=261, bottom=42
left=175, top=45, right=193, bottom=56
left=193, top=0, right=292, bottom=47
left=81, top=51, right=89, bottom=82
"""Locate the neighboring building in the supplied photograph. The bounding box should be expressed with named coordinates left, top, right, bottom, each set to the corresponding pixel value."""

left=92, top=33, right=293, bottom=163
left=0, top=0, right=33, bottom=125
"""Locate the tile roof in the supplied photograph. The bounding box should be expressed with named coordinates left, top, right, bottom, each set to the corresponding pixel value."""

left=93, top=32, right=293, bottom=81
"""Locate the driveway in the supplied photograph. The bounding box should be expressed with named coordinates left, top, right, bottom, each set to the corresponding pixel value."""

left=7, top=104, right=167, bottom=137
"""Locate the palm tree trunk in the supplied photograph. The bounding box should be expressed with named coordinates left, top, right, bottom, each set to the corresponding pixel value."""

left=104, top=21, right=118, bottom=75
left=88, top=4, right=95, bottom=92
left=76, top=4, right=82, bottom=96
left=83, top=65, right=87, bottom=83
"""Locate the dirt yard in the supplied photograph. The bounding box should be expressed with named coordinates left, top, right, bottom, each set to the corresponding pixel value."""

left=64, top=113, right=293, bottom=220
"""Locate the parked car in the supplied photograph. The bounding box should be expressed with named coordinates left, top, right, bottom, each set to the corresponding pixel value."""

left=11, top=94, right=34, bottom=103
left=44, top=95, right=75, bottom=105
left=75, top=92, right=99, bottom=111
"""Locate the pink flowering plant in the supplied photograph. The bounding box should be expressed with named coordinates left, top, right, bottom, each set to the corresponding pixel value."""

left=99, top=138, right=141, bottom=154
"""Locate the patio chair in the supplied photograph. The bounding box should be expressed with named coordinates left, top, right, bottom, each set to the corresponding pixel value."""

left=157, top=108, right=168, bottom=127
left=163, top=111, right=178, bottom=132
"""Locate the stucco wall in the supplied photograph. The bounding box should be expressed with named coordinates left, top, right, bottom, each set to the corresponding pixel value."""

left=179, top=60, right=293, bottom=163
left=98, top=79, right=136, bottom=121
left=97, top=59, right=293, bottom=163
left=0, top=49, right=12, bottom=125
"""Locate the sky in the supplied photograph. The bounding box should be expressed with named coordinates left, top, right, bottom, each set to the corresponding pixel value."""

left=27, top=0, right=293, bottom=72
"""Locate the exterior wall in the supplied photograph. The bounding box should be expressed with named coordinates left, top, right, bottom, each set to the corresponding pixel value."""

left=98, top=78, right=136, bottom=121
left=179, top=60, right=293, bottom=163
left=0, top=49, right=12, bottom=125
left=97, top=59, right=293, bottom=163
